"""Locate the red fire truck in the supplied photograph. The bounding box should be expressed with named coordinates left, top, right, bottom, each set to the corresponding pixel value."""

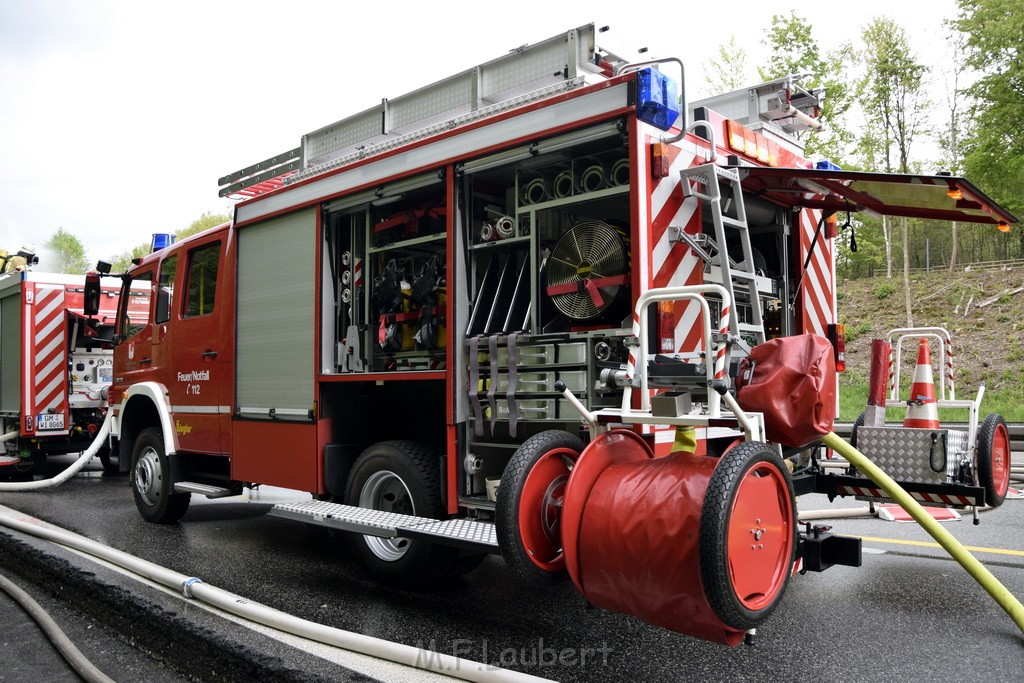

left=0, top=270, right=123, bottom=475
left=100, top=25, right=1016, bottom=644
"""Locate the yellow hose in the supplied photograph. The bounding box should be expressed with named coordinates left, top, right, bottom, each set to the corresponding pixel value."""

left=821, top=432, right=1024, bottom=634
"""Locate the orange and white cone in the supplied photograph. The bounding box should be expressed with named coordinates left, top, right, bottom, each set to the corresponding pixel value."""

left=904, top=338, right=940, bottom=429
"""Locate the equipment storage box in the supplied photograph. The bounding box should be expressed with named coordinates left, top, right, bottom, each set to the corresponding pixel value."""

left=857, top=426, right=968, bottom=484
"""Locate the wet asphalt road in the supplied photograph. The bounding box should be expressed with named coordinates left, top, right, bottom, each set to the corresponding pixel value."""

left=1, top=455, right=1022, bottom=682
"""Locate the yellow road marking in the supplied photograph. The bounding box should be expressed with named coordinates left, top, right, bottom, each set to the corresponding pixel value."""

left=855, top=535, right=1024, bottom=558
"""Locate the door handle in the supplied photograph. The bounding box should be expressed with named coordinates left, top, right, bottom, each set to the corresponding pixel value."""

left=201, top=351, right=218, bottom=359
left=140, top=358, right=152, bottom=365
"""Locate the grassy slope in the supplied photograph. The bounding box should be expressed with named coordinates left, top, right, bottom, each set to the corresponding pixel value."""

left=837, top=266, right=1024, bottom=423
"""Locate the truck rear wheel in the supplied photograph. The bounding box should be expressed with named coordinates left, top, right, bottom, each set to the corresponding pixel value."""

left=344, top=441, right=457, bottom=585
left=977, top=413, right=1010, bottom=508
left=131, top=428, right=190, bottom=523
left=698, top=441, right=796, bottom=631
left=495, top=430, right=583, bottom=587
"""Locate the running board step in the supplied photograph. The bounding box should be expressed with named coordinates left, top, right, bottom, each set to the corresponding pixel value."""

left=173, top=482, right=234, bottom=498
left=269, top=500, right=499, bottom=551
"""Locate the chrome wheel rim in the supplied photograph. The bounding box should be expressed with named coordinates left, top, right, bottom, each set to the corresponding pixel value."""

left=359, top=470, right=414, bottom=561
left=134, top=446, right=162, bottom=507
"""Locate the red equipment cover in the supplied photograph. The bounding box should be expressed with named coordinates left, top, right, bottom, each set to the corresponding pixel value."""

left=562, top=431, right=745, bottom=646
left=736, top=334, right=836, bottom=447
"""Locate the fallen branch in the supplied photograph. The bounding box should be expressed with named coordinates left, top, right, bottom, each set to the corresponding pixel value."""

left=917, top=281, right=956, bottom=303
left=977, top=285, right=1024, bottom=308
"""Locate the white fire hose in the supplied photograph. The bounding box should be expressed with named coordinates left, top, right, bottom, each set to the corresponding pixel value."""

left=0, top=505, right=551, bottom=683
left=0, top=411, right=112, bottom=491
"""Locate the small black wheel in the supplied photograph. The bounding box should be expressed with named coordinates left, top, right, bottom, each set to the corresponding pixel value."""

left=699, top=441, right=797, bottom=631
left=12, top=454, right=44, bottom=477
left=850, top=411, right=865, bottom=449
left=97, top=444, right=119, bottom=474
left=495, top=430, right=583, bottom=587
left=977, top=414, right=1011, bottom=508
left=131, top=428, right=190, bottom=523
left=344, top=440, right=458, bottom=585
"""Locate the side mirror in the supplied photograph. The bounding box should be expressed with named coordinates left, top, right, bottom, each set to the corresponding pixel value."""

left=84, top=272, right=101, bottom=316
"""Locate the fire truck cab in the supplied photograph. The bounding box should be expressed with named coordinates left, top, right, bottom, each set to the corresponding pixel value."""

left=103, top=25, right=1016, bottom=644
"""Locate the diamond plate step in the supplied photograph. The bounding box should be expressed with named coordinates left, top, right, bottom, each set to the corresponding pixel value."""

left=269, top=500, right=498, bottom=551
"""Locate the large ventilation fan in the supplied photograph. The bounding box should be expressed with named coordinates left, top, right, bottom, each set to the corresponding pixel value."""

left=546, top=220, right=629, bottom=320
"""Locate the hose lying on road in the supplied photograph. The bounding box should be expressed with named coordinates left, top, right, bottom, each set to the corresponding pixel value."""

left=821, top=432, right=1024, bottom=636
left=0, top=570, right=114, bottom=683
left=0, top=504, right=552, bottom=683
left=0, top=412, right=111, bottom=492
left=798, top=507, right=874, bottom=521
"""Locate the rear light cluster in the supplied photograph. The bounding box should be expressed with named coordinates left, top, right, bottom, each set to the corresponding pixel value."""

left=827, top=323, right=846, bottom=373
left=726, top=120, right=780, bottom=166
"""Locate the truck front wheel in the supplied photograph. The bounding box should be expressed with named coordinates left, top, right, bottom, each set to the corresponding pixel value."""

left=131, top=428, right=190, bottom=523
left=344, top=441, right=457, bottom=585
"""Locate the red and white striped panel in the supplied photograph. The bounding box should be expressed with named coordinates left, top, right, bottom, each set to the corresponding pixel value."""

left=799, top=208, right=835, bottom=337
left=837, top=485, right=975, bottom=506
left=23, top=285, right=69, bottom=435
left=648, top=137, right=705, bottom=355
left=644, top=136, right=709, bottom=454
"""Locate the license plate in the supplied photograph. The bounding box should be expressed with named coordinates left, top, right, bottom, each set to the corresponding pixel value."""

left=37, top=414, right=65, bottom=431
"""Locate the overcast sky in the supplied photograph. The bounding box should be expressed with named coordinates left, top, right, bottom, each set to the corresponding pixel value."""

left=0, top=0, right=958, bottom=266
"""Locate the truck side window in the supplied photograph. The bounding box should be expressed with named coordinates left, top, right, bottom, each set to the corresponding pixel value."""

left=184, top=242, right=220, bottom=317
left=121, top=271, right=153, bottom=339
left=155, top=254, right=177, bottom=324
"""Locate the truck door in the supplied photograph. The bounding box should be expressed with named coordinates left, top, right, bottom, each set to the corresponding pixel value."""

left=113, top=269, right=156, bottom=389
left=164, top=235, right=229, bottom=454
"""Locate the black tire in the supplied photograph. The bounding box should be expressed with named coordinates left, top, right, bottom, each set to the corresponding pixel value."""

left=12, top=453, right=43, bottom=478
left=131, top=428, right=190, bottom=523
left=495, top=430, right=583, bottom=588
left=97, top=444, right=119, bottom=474
left=977, top=414, right=1011, bottom=508
left=699, top=441, right=797, bottom=631
left=344, top=440, right=458, bottom=585
left=850, top=411, right=865, bottom=449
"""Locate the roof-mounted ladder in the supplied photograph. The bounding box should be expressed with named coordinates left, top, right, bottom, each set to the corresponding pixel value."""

left=218, top=24, right=621, bottom=199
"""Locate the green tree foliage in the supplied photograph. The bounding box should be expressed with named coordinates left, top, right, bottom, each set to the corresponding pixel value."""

left=44, top=227, right=89, bottom=274
left=109, top=243, right=151, bottom=273
left=858, top=18, right=931, bottom=175
left=702, top=36, right=751, bottom=96
left=857, top=18, right=931, bottom=323
left=109, top=211, right=231, bottom=272
left=757, top=11, right=855, bottom=162
left=954, top=0, right=1024, bottom=250
left=177, top=211, right=231, bottom=241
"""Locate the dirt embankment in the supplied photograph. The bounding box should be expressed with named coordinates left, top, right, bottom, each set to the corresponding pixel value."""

left=838, top=266, right=1024, bottom=403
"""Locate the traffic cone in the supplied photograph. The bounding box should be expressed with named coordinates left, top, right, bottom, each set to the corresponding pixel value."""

left=903, top=338, right=940, bottom=429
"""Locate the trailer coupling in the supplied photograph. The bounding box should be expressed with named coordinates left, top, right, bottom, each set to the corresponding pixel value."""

left=796, top=523, right=862, bottom=573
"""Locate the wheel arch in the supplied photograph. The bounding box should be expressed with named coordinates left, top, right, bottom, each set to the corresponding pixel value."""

left=114, top=382, right=178, bottom=469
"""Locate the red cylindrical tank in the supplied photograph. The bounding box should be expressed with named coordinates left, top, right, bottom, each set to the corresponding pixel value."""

left=562, top=430, right=795, bottom=646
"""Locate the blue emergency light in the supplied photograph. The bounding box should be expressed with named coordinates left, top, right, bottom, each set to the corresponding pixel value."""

left=151, top=233, right=176, bottom=252
left=636, top=67, right=680, bottom=132
left=816, top=159, right=842, bottom=171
